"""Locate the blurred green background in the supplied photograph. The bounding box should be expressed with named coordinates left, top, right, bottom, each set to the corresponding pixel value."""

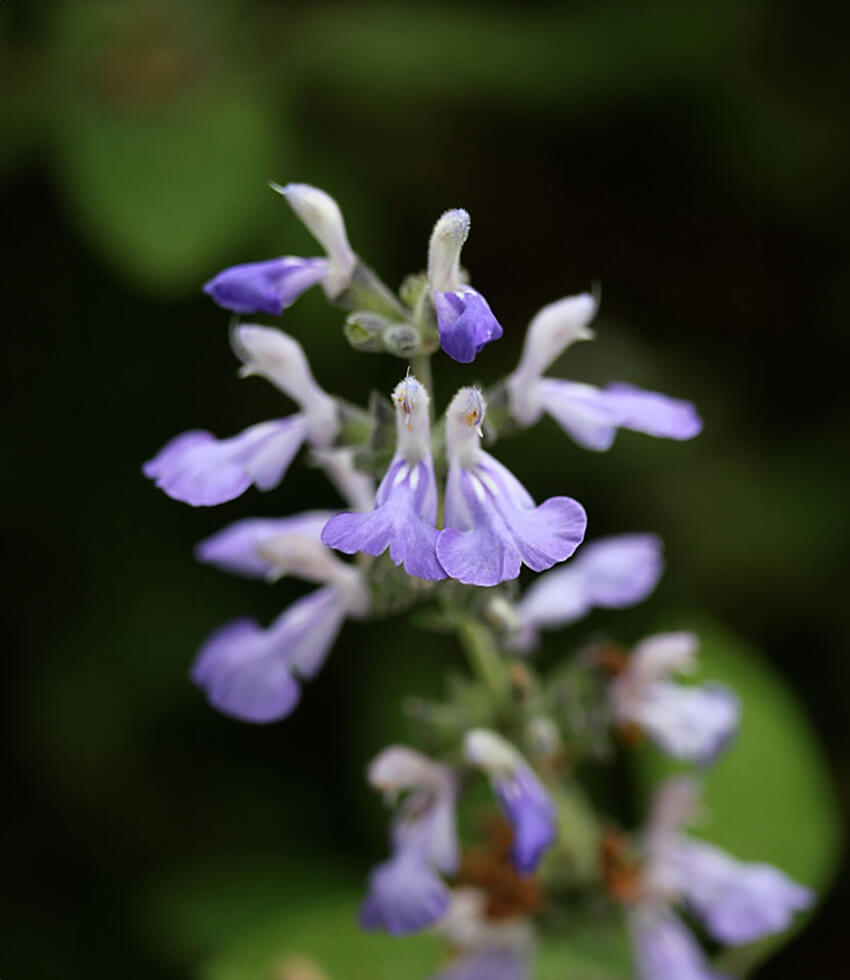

left=2, top=0, right=849, bottom=977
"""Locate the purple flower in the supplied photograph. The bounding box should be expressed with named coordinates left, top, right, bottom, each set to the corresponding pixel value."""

left=203, top=183, right=356, bottom=313
left=610, top=633, right=739, bottom=763
left=143, top=418, right=309, bottom=507
left=436, top=387, right=586, bottom=587
left=361, top=746, right=458, bottom=934
left=203, top=257, right=330, bottom=315
left=669, top=840, right=815, bottom=945
left=145, top=327, right=338, bottom=507
left=630, top=905, right=726, bottom=980
left=507, top=533, right=664, bottom=651
left=191, top=554, right=367, bottom=723
left=431, top=947, right=530, bottom=980
left=360, top=853, right=451, bottom=935
left=196, top=511, right=334, bottom=579
left=634, top=776, right=814, bottom=969
left=428, top=209, right=503, bottom=363
left=507, top=293, right=702, bottom=449
left=322, top=376, right=446, bottom=580
left=464, top=729, right=557, bottom=875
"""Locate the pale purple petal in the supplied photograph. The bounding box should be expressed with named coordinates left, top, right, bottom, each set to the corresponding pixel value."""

left=322, top=456, right=445, bottom=580
left=438, top=454, right=586, bottom=587
left=625, top=682, right=739, bottom=763
left=195, top=511, right=334, bottom=577
left=434, top=288, right=503, bottom=363
left=191, top=618, right=301, bottom=723
left=273, top=586, right=348, bottom=679
left=190, top=587, right=345, bottom=723
left=579, top=533, right=664, bottom=607
left=203, top=256, right=329, bottom=315
left=393, top=788, right=460, bottom=875
left=431, top=948, right=530, bottom=980
left=603, top=383, right=702, bottom=440
left=495, top=767, right=557, bottom=875
left=631, top=906, right=727, bottom=980
left=537, top=379, right=618, bottom=450
left=360, top=853, right=450, bottom=935
left=143, top=417, right=308, bottom=506
left=673, top=840, right=814, bottom=945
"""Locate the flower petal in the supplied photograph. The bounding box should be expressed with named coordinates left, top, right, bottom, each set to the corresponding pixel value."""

left=430, top=947, right=530, bottom=980
left=322, top=457, right=445, bottom=580
left=603, top=383, right=702, bottom=440
left=434, top=289, right=503, bottom=363
left=203, top=256, right=329, bottom=314
left=672, top=840, right=814, bottom=945
left=438, top=457, right=586, bottom=587
left=143, top=417, right=308, bottom=506
left=360, top=853, right=450, bottom=935
left=191, top=618, right=301, bottom=723
left=621, top=681, right=739, bottom=763
left=190, top=587, right=346, bottom=722
left=630, top=906, right=725, bottom=980
left=537, top=379, right=618, bottom=450
left=195, top=512, right=334, bottom=578
left=495, top=766, right=557, bottom=875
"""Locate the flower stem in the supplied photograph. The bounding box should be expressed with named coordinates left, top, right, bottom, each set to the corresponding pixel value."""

left=458, top=617, right=510, bottom=708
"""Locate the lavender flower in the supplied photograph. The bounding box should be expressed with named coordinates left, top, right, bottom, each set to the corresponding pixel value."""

left=428, top=209, right=503, bottom=363
left=144, top=326, right=337, bottom=507
left=191, top=523, right=367, bottom=723
left=505, top=533, right=664, bottom=651
left=431, top=888, right=534, bottom=980
left=436, top=387, right=586, bottom=586
left=203, top=183, right=356, bottom=313
left=464, top=729, right=556, bottom=875
left=360, top=747, right=458, bottom=934
left=610, top=633, right=739, bottom=763
left=506, top=293, right=702, bottom=450
left=630, top=777, right=814, bottom=977
left=322, top=375, right=445, bottom=580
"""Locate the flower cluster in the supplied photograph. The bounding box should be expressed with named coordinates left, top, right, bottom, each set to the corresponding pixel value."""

left=145, top=184, right=813, bottom=979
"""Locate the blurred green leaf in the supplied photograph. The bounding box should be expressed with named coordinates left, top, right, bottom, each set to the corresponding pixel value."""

left=635, top=618, right=842, bottom=972
left=200, top=892, right=440, bottom=980
left=536, top=914, right=631, bottom=980
left=52, top=91, right=280, bottom=289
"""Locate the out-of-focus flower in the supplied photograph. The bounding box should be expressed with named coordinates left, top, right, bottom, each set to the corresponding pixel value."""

left=203, top=183, right=356, bottom=313
left=504, top=533, right=664, bottom=651
left=428, top=209, right=503, bottom=363
left=609, top=632, right=739, bottom=763
left=360, top=747, right=458, bottom=934
left=436, top=387, right=586, bottom=586
left=464, top=729, right=556, bottom=875
left=627, top=777, right=814, bottom=979
left=506, top=294, right=702, bottom=450
left=322, top=375, right=445, bottom=580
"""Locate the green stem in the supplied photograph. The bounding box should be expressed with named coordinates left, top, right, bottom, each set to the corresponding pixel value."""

left=458, top=618, right=510, bottom=708
left=412, top=352, right=433, bottom=409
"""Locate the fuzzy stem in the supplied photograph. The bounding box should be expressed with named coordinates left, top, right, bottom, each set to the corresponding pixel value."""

left=458, top=617, right=510, bottom=708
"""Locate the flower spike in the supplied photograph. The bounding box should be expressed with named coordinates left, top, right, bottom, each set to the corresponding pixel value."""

left=428, top=209, right=503, bottom=363
left=322, top=375, right=445, bottom=580
left=436, top=387, right=586, bottom=586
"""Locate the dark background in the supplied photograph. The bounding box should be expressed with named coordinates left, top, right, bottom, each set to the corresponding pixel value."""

left=2, top=1, right=848, bottom=977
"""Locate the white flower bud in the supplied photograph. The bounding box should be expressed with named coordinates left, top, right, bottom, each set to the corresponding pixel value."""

left=427, top=208, right=470, bottom=293
left=271, top=182, right=356, bottom=297
left=392, top=375, right=432, bottom=460
left=463, top=728, right=520, bottom=776
left=445, top=386, right=485, bottom=464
